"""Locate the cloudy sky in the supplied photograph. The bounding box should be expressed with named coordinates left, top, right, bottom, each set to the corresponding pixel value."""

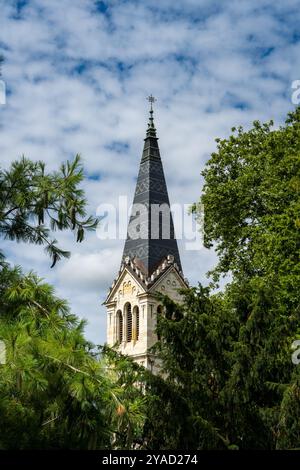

left=0, top=0, right=299, bottom=344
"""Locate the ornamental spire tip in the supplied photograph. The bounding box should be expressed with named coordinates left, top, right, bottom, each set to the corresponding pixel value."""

left=146, top=95, right=157, bottom=138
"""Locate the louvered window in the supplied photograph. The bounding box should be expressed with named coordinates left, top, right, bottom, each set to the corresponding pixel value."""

left=126, top=303, right=132, bottom=342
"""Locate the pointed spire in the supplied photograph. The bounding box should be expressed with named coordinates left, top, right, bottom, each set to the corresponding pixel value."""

left=122, top=97, right=182, bottom=276
left=146, top=95, right=157, bottom=138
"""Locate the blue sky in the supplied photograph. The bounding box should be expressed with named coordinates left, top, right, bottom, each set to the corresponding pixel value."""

left=0, top=0, right=299, bottom=344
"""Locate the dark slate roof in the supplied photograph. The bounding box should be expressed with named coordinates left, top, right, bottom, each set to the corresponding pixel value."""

left=122, top=109, right=182, bottom=276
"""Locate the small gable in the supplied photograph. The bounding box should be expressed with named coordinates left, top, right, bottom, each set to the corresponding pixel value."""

left=149, top=266, right=187, bottom=302
left=105, top=267, right=147, bottom=304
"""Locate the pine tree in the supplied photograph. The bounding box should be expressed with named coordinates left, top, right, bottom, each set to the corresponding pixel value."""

left=0, top=156, right=146, bottom=449
left=0, top=155, right=97, bottom=267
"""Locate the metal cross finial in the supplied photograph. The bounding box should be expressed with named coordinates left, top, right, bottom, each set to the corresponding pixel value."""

left=147, top=94, right=156, bottom=111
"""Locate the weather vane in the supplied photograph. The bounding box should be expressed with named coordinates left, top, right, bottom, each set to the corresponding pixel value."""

left=147, top=94, right=156, bottom=111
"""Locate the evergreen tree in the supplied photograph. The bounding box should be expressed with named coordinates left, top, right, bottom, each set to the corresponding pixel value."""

left=0, top=155, right=97, bottom=267
left=0, top=265, right=146, bottom=449
left=0, top=155, right=146, bottom=449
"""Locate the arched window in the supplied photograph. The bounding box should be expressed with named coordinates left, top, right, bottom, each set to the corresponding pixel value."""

left=157, top=305, right=163, bottom=315
left=125, top=303, right=132, bottom=342
left=116, top=310, right=123, bottom=344
left=133, top=306, right=139, bottom=341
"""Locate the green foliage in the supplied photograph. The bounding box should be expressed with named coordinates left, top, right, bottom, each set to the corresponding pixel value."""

left=199, top=110, right=300, bottom=283
left=101, top=346, right=148, bottom=449
left=0, top=266, right=146, bottom=449
left=143, top=287, right=240, bottom=449
left=0, top=155, right=98, bottom=267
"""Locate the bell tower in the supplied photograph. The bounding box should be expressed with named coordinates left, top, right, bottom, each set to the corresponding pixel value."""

left=104, top=97, right=187, bottom=371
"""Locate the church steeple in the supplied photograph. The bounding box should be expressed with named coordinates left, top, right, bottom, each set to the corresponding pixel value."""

left=104, top=99, right=187, bottom=371
left=122, top=97, right=182, bottom=276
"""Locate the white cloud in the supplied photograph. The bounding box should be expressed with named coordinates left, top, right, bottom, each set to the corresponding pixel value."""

left=57, top=249, right=121, bottom=292
left=0, top=0, right=299, bottom=344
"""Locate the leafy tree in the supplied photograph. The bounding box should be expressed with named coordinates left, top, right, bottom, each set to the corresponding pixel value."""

left=0, top=155, right=97, bottom=267
left=199, top=110, right=300, bottom=285
left=198, top=107, right=300, bottom=449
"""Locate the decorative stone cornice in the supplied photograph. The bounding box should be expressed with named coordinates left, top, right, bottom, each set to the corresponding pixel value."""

left=105, top=254, right=186, bottom=305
